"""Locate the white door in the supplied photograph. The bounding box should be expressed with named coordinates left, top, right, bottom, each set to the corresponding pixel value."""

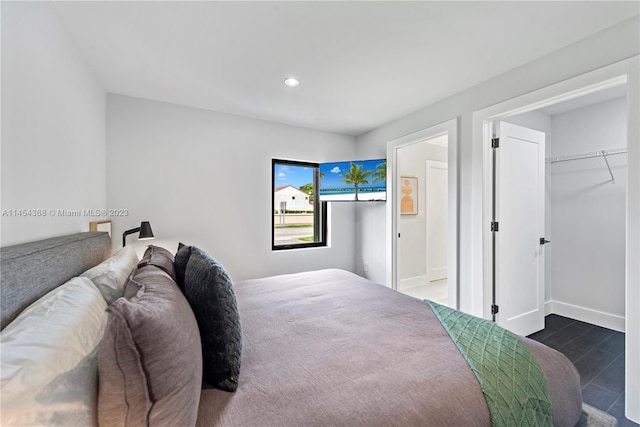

left=494, top=121, right=545, bottom=336
left=426, top=160, right=448, bottom=282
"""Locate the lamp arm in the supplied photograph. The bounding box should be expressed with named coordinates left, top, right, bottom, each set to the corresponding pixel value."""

left=122, top=227, right=141, bottom=247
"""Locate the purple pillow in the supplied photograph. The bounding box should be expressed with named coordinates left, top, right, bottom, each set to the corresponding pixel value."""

left=138, top=245, right=177, bottom=282
left=98, top=266, right=202, bottom=426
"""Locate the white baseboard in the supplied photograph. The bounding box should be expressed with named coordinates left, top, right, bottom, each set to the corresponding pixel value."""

left=430, top=266, right=447, bottom=281
left=399, top=275, right=427, bottom=291
left=545, top=300, right=625, bottom=332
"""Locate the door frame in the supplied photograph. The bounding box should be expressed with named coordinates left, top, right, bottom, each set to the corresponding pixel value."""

left=472, top=59, right=638, bottom=422
left=386, top=118, right=458, bottom=308
left=475, top=74, right=628, bottom=320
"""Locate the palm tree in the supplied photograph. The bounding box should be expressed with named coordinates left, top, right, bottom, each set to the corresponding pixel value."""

left=341, top=162, right=372, bottom=201
left=372, top=161, right=386, bottom=184
left=300, top=169, right=325, bottom=204
left=299, top=183, right=314, bottom=199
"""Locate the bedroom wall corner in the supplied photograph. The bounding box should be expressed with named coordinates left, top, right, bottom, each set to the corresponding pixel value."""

left=1, top=2, right=107, bottom=247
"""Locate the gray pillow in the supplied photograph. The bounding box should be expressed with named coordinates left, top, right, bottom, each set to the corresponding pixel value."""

left=183, top=247, right=242, bottom=392
left=138, top=245, right=177, bottom=283
left=98, top=266, right=202, bottom=426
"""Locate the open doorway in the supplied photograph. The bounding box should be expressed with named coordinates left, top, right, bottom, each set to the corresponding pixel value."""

left=396, top=135, right=448, bottom=304
left=485, top=82, right=628, bottom=336
left=387, top=119, right=458, bottom=309
left=503, top=85, right=627, bottom=332
left=474, top=68, right=637, bottom=423
left=501, top=87, right=630, bottom=423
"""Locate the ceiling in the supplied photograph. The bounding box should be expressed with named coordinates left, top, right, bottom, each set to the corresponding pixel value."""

left=48, top=1, right=639, bottom=136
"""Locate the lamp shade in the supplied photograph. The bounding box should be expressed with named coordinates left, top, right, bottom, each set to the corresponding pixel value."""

left=139, top=221, right=154, bottom=240
left=122, top=221, right=155, bottom=246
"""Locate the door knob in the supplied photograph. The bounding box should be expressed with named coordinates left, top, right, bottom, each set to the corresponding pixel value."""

left=540, top=238, right=551, bottom=245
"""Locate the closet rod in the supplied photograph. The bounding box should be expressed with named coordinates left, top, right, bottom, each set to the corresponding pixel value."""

left=546, top=146, right=627, bottom=183
left=545, top=147, right=627, bottom=164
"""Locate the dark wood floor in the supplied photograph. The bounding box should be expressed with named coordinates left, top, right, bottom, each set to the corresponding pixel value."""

left=528, top=314, right=638, bottom=427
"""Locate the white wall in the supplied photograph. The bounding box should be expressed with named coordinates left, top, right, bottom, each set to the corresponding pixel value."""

left=106, top=95, right=357, bottom=281
left=547, top=98, right=627, bottom=327
left=397, top=140, right=447, bottom=282
left=1, top=2, right=106, bottom=246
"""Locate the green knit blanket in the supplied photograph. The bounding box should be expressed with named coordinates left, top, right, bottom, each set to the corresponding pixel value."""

left=426, top=301, right=553, bottom=427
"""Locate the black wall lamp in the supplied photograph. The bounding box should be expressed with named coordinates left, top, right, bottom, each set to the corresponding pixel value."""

left=122, top=221, right=154, bottom=247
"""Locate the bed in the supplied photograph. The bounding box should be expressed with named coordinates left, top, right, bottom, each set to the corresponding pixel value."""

left=0, top=232, right=606, bottom=426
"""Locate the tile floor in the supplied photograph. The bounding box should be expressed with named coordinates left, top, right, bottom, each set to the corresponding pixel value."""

left=528, top=314, right=638, bottom=427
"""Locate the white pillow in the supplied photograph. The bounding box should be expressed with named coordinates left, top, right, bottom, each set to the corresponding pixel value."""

left=81, top=246, right=139, bottom=304
left=1, top=277, right=107, bottom=426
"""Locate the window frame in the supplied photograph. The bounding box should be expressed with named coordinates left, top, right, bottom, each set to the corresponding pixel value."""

left=272, top=159, right=327, bottom=251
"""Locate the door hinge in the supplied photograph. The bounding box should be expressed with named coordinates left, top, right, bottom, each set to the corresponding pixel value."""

left=491, top=138, right=500, bottom=148
left=491, top=221, right=499, bottom=232
left=491, top=304, right=499, bottom=315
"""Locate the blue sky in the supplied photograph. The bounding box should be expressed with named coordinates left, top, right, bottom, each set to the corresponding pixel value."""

left=274, top=164, right=314, bottom=189
left=319, top=159, right=385, bottom=189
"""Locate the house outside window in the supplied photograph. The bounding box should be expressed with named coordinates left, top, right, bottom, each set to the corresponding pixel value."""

left=273, top=159, right=327, bottom=250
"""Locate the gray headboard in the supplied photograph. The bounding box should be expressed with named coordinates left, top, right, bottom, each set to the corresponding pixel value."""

left=0, top=232, right=112, bottom=330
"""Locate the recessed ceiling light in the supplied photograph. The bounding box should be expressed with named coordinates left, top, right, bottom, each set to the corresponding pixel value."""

left=284, top=77, right=299, bottom=87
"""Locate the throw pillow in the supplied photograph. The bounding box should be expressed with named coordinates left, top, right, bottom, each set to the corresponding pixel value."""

left=138, top=245, right=177, bottom=282
left=98, top=266, right=202, bottom=427
left=183, top=247, right=242, bottom=392
left=174, top=242, right=192, bottom=292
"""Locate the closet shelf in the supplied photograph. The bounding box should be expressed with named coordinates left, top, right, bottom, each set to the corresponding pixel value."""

left=545, top=147, right=627, bottom=183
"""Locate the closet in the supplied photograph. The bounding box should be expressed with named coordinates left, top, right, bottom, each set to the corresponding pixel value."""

left=507, top=89, right=627, bottom=330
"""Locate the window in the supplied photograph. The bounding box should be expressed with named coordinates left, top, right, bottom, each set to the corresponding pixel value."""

left=273, top=159, right=327, bottom=250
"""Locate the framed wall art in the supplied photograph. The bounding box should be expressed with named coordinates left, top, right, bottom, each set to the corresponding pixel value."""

left=89, top=220, right=112, bottom=236
left=400, top=176, right=418, bottom=215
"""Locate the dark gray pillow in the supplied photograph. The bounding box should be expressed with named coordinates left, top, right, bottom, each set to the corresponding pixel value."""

left=183, top=247, right=242, bottom=392
left=138, top=245, right=177, bottom=283
left=174, top=243, right=192, bottom=292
